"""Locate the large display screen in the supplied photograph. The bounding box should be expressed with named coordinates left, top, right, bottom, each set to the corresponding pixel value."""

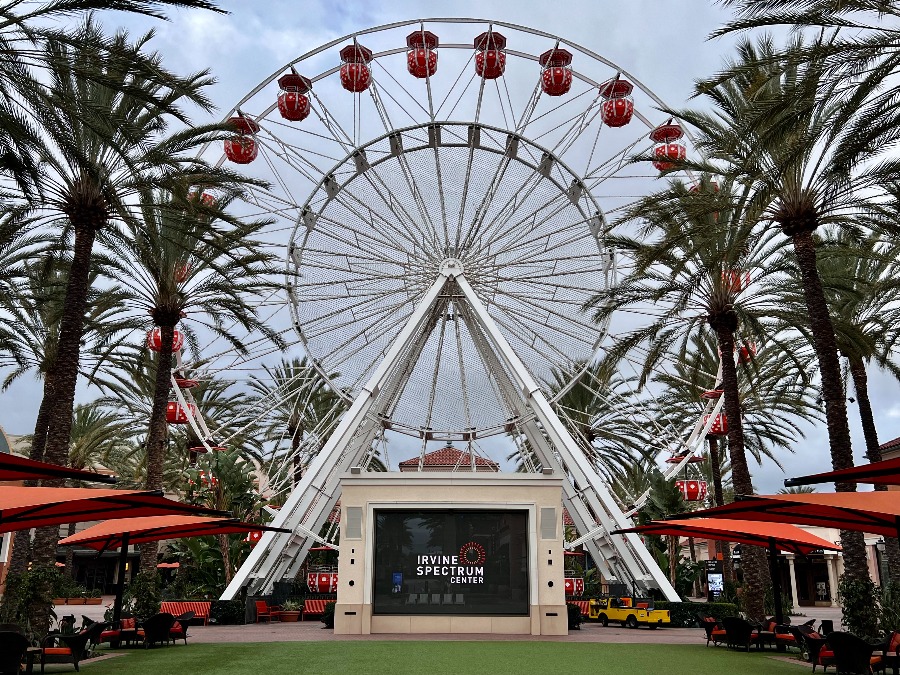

left=373, top=509, right=529, bottom=615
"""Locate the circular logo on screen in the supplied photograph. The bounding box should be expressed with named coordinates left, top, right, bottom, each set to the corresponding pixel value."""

left=459, top=542, right=486, bottom=565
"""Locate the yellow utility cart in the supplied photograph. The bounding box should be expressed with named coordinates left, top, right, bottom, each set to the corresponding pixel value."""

left=588, top=597, right=671, bottom=629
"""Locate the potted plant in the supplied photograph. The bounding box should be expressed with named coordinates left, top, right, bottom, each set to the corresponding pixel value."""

left=280, top=599, right=303, bottom=622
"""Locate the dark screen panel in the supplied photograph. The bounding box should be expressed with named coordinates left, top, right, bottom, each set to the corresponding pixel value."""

left=372, top=509, right=529, bottom=615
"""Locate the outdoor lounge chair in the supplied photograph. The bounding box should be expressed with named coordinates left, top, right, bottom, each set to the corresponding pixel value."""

left=140, top=613, right=176, bottom=649
left=826, top=631, right=884, bottom=674
left=0, top=630, right=30, bottom=675
left=722, top=616, right=759, bottom=651
left=802, top=630, right=835, bottom=672
left=698, top=615, right=726, bottom=647
left=255, top=600, right=281, bottom=623
left=170, top=611, right=195, bottom=645
left=40, top=621, right=106, bottom=672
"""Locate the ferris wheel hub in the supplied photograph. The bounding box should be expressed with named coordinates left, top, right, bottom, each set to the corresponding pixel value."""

left=439, top=258, right=464, bottom=277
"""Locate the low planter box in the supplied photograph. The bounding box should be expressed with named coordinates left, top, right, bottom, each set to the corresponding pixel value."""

left=66, top=598, right=86, bottom=605
left=85, top=597, right=102, bottom=605
left=52, top=598, right=66, bottom=605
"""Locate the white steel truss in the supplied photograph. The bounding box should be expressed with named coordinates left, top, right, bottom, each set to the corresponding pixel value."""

left=222, top=260, right=678, bottom=601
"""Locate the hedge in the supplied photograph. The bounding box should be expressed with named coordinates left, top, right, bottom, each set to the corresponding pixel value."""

left=210, top=599, right=246, bottom=625
left=655, top=601, right=738, bottom=627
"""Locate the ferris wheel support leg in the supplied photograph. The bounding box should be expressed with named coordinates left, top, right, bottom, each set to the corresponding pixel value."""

left=453, top=272, right=679, bottom=602
left=221, top=273, right=452, bottom=600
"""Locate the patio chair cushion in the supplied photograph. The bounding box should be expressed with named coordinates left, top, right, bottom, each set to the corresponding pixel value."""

left=818, top=648, right=834, bottom=663
left=889, top=631, right=900, bottom=653
left=170, top=622, right=184, bottom=636
left=100, top=629, right=119, bottom=641
left=121, top=618, right=136, bottom=630
left=43, top=647, right=72, bottom=656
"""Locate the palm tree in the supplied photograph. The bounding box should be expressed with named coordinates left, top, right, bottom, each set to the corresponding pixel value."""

left=249, top=358, right=345, bottom=494
left=655, top=333, right=821, bottom=583
left=62, top=405, right=128, bottom=571
left=584, top=175, right=786, bottom=620
left=667, top=33, right=895, bottom=587
left=186, top=448, right=268, bottom=585
left=784, top=229, right=900, bottom=582
left=0, top=2, right=224, bottom=192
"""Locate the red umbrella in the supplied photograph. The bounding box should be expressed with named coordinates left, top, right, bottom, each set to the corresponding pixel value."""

left=59, top=515, right=289, bottom=622
left=613, top=518, right=841, bottom=626
left=677, top=492, right=900, bottom=539
left=0, top=487, right=223, bottom=533
left=785, top=456, right=900, bottom=487
left=0, top=453, right=116, bottom=484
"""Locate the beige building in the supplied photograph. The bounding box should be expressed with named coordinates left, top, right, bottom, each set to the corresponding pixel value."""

left=333, top=471, right=568, bottom=635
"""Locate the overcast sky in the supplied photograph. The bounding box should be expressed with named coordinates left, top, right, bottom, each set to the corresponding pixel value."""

left=2, top=0, right=898, bottom=494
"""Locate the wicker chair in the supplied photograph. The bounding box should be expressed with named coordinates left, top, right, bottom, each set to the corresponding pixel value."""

left=722, top=616, right=759, bottom=652
left=826, top=631, right=885, bottom=675
left=40, top=621, right=106, bottom=672
left=0, top=630, right=30, bottom=675
left=169, top=611, right=195, bottom=645
left=698, top=614, right=727, bottom=647
left=140, top=613, right=177, bottom=649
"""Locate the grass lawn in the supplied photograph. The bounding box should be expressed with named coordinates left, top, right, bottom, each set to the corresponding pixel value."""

left=81, top=642, right=808, bottom=675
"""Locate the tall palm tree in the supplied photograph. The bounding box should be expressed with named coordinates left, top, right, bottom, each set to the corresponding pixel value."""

left=1, top=255, right=136, bottom=575
left=584, top=175, right=785, bottom=619
left=61, top=405, right=128, bottom=571
left=668, top=34, right=895, bottom=587
left=786, top=229, right=900, bottom=582
left=0, top=1, right=224, bottom=195
left=655, top=333, right=820, bottom=583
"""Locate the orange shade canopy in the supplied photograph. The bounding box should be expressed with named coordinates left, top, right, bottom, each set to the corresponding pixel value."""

left=0, top=453, right=116, bottom=484
left=786, top=456, right=900, bottom=487
left=0, top=487, right=224, bottom=533
left=59, top=515, right=290, bottom=550
left=612, top=518, right=841, bottom=555
left=675, top=492, right=900, bottom=538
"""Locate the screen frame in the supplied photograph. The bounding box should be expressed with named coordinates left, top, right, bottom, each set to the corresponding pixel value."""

left=363, top=502, right=538, bottom=612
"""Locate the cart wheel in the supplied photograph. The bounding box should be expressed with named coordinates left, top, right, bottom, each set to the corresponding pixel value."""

left=648, top=621, right=658, bottom=630
left=625, top=615, right=638, bottom=629
left=598, top=613, right=608, bottom=627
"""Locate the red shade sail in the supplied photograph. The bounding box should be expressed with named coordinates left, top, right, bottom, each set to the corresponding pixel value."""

left=612, top=518, right=841, bottom=555
left=0, top=487, right=224, bottom=533
left=0, top=453, right=116, bottom=484
left=58, top=515, right=290, bottom=550
left=785, top=456, right=900, bottom=487
left=675, top=492, right=900, bottom=538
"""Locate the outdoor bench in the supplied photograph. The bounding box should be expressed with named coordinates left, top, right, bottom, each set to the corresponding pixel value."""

left=160, top=601, right=211, bottom=625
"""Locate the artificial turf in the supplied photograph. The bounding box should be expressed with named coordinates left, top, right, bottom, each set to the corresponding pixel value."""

left=80, top=642, right=807, bottom=675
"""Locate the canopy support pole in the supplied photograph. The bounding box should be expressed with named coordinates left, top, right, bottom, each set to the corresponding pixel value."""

left=768, top=539, right=784, bottom=628
left=113, top=532, right=130, bottom=624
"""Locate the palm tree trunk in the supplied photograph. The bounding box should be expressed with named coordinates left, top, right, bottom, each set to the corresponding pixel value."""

left=7, top=380, right=58, bottom=577
left=140, top=324, right=175, bottom=576
left=668, top=535, right=677, bottom=586
left=688, top=537, right=701, bottom=597
left=714, top=325, right=769, bottom=620
left=848, top=357, right=900, bottom=584
left=708, top=436, right=734, bottom=583
left=27, top=228, right=97, bottom=634
left=792, top=230, right=869, bottom=584
left=64, top=522, right=76, bottom=576
left=219, top=532, right=233, bottom=584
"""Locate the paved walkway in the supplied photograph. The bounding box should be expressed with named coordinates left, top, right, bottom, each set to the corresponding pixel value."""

left=68, top=596, right=844, bottom=644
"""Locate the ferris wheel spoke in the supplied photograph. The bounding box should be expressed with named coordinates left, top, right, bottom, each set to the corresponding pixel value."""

left=420, top=311, right=449, bottom=433
left=367, top=86, right=443, bottom=243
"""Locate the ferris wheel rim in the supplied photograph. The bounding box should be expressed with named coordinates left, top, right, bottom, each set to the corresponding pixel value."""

left=198, top=16, right=695, bottom=162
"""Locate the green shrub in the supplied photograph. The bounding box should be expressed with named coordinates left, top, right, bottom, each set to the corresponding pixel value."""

left=321, top=601, right=336, bottom=629
left=655, top=601, right=738, bottom=627
left=122, top=572, right=161, bottom=619
left=839, top=577, right=881, bottom=640
left=566, top=603, right=582, bottom=630
left=210, top=599, right=245, bottom=625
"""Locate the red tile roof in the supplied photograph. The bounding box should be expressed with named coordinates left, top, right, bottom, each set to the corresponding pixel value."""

left=398, top=445, right=499, bottom=470
left=880, top=436, right=900, bottom=452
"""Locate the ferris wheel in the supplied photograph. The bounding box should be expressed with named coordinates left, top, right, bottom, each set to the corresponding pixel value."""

left=174, top=18, right=714, bottom=600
